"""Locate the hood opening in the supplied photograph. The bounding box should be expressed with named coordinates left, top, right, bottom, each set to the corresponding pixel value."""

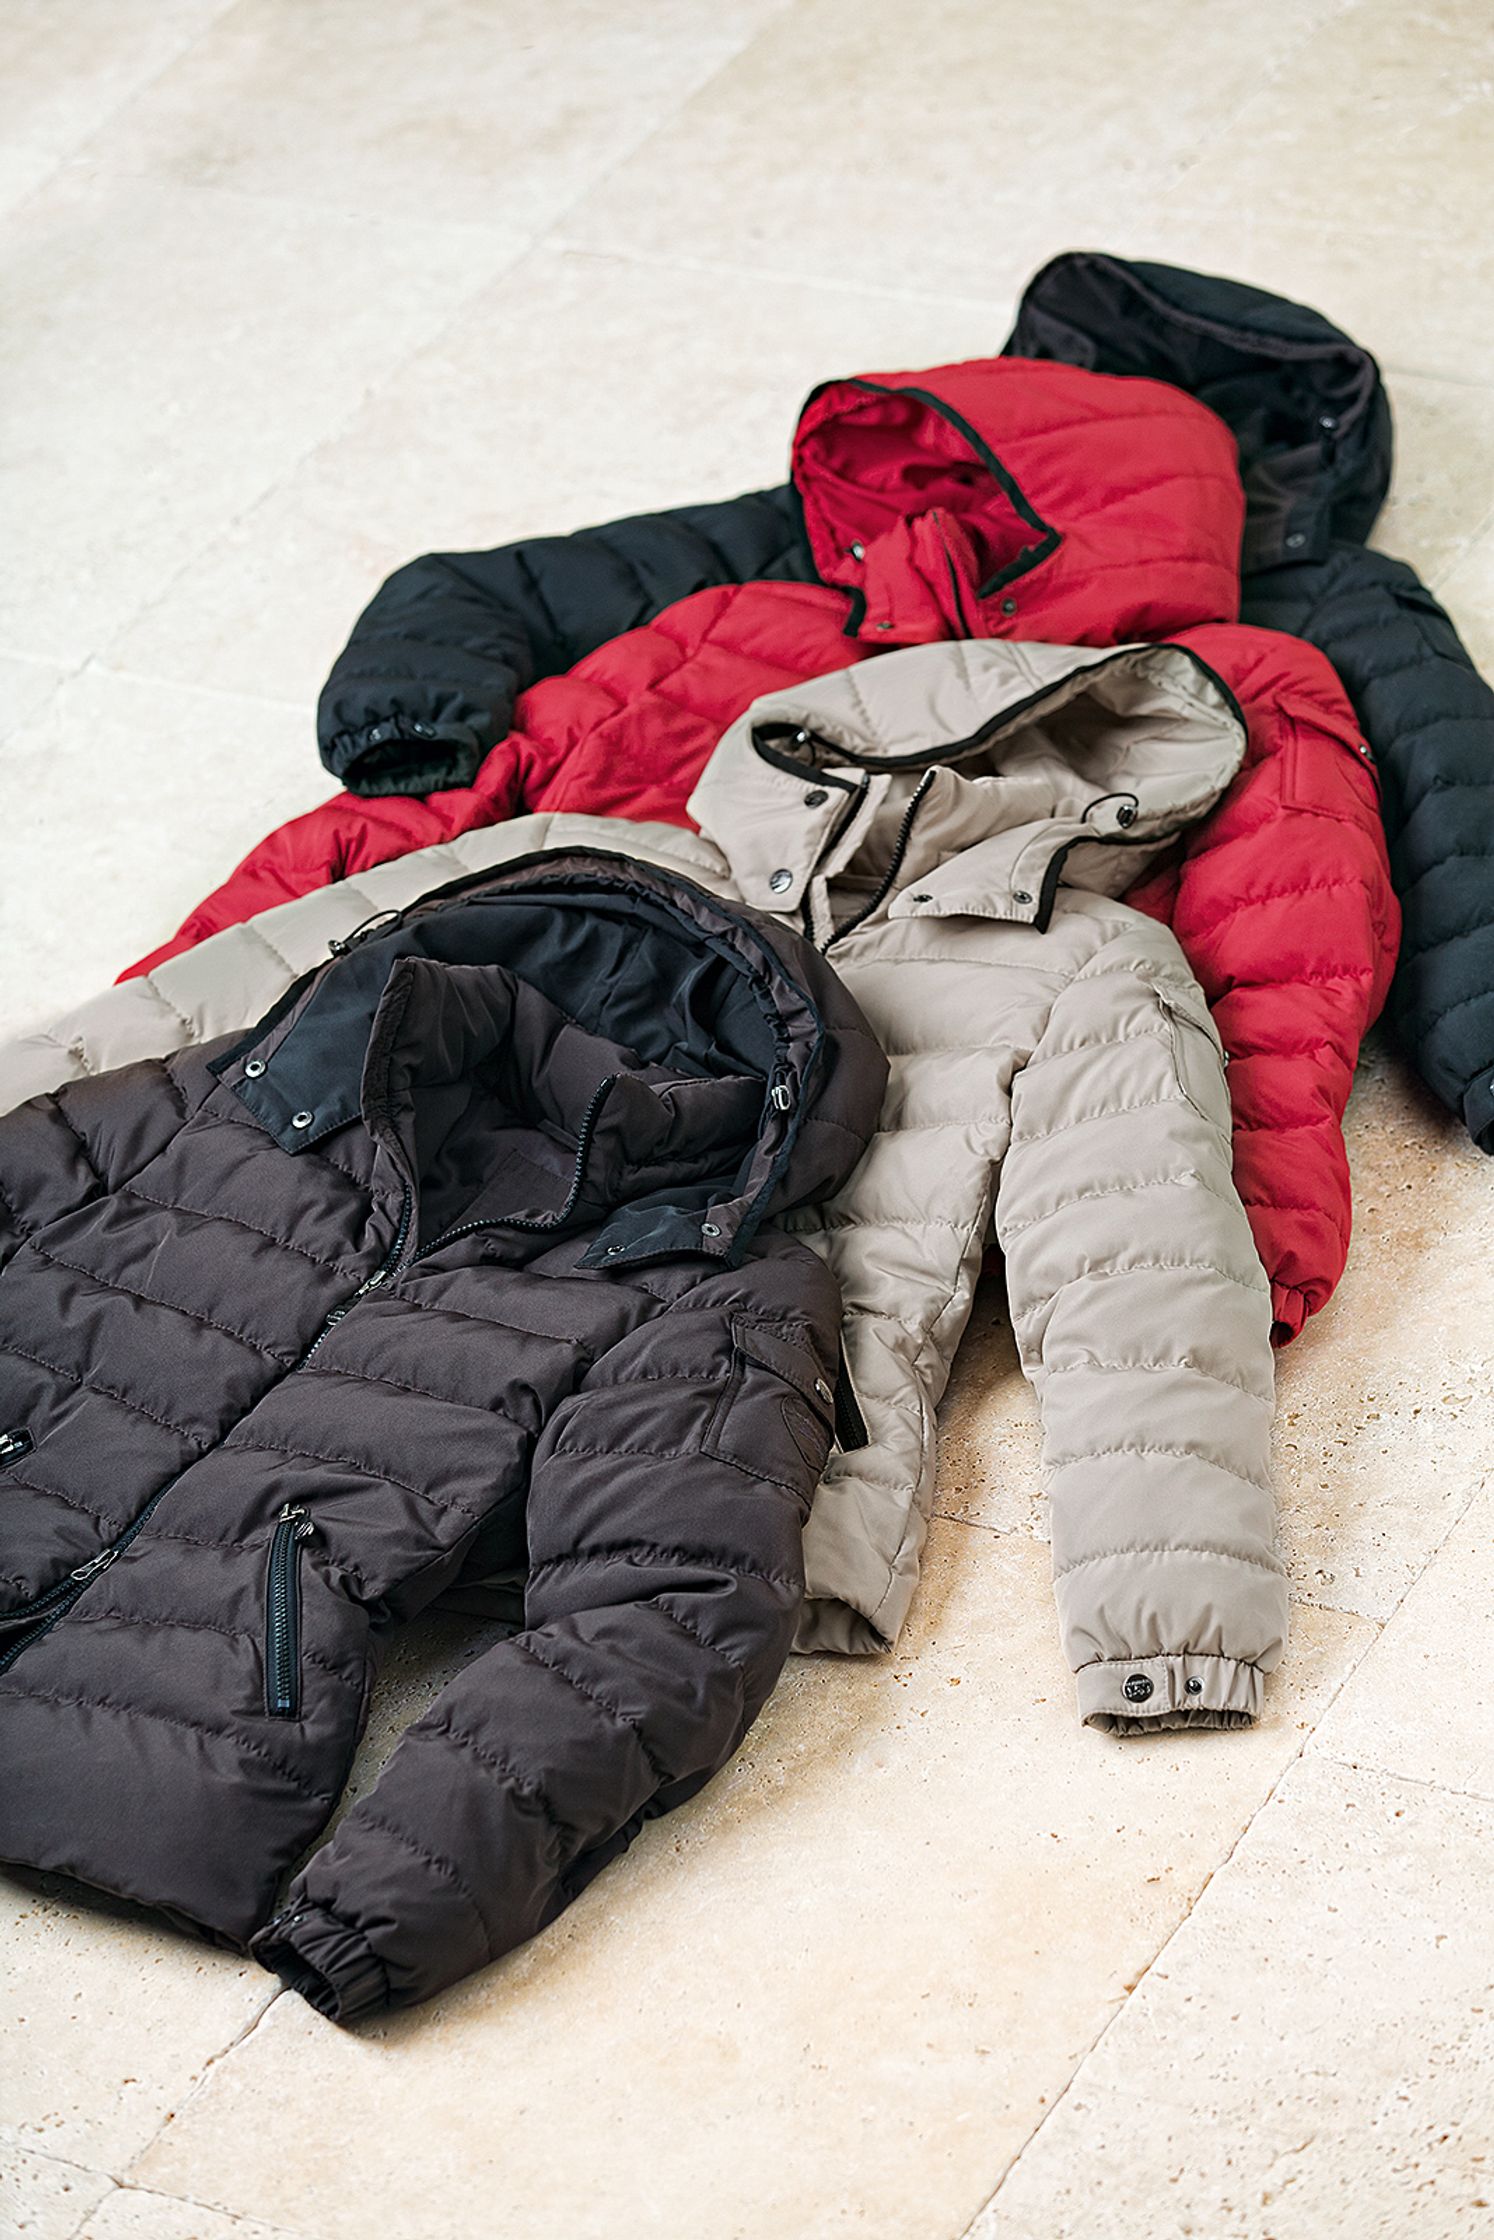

left=1005, top=252, right=1390, bottom=566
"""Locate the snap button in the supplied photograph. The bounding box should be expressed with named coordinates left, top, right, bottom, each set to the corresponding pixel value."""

left=290, top=1110, right=314, bottom=1130
left=1116, top=803, right=1137, bottom=828
left=1286, top=532, right=1306, bottom=549
left=910, top=892, right=932, bottom=904
left=1000, top=597, right=1018, bottom=617
left=804, top=788, right=829, bottom=808
left=849, top=541, right=865, bottom=560
left=873, top=621, right=894, bottom=632
left=243, top=1059, right=266, bottom=1079
left=1012, top=889, right=1033, bottom=906
left=410, top=721, right=434, bottom=737
left=701, top=1223, right=721, bottom=1238
left=1122, top=1674, right=1154, bottom=1704
left=769, top=868, right=793, bottom=893
left=604, top=1244, right=624, bottom=1256
left=1318, top=413, right=1337, bottom=431
left=1185, top=1677, right=1203, bottom=1695
left=794, top=729, right=811, bottom=745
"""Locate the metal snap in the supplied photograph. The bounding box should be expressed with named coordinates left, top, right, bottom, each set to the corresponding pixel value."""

left=1185, top=1677, right=1204, bottom=1695
left=1318, top=414, right=1337, bottom=431
left=243, top=1059, right=266, bottom=1079
left=1012, top=889, right=1033, bottom=906
left=849, top=541, right=865, bottom=560
left=804, top=788, right=829, bottom=808
left=701, top=1222, right=721, bottom=1238
left=1122, top=1674, right=1154, bottom=1704
left=1000, top=597, right=1018, bottom=616
left=1286, top=532, right=1307, bottom=549
left=604, top=1244, right=624, bottom=1256
left=290, top=1110, right=314, bottom=1130
left=1116, top=803, right=1137, bottom=828
left=910, top=892, right=932, bottom=904
left=769, top=868, right=793, bottom=893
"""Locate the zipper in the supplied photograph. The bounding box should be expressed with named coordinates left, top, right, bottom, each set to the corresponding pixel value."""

left=265, top=1503, right=315, bottom=1718
left=0, top=1428, right=33, bottom=1466
left=833, top=1339, right=870, bottom=1453
left=825, top=771, right=935, bottom=951
left=407, top=1071, right=620, bottom=1264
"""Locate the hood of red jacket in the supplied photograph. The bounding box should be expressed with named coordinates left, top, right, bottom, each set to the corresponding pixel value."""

left=791, top=357, right=1244, bottom=648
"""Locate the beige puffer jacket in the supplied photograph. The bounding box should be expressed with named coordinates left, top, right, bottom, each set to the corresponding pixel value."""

left=0, top=639, right=1286, bottom=1730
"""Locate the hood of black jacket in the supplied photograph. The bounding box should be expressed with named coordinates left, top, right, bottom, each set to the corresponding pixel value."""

left=220, top=849, right=886, bottom=1270
left=1004, top=251, right=1393, bottom=573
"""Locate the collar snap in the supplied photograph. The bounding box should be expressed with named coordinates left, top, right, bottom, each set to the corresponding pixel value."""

left=243, top=1058, right=266, bottom=1079
left=290, top=1110, right=314, bottom=1130
left=769, top=868, right=793, bottom=894
left=1012, top=889, right=1033, bottom=907
left=804, top=788, right=829, bottom=808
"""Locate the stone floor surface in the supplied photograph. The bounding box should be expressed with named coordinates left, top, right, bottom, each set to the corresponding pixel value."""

left=2, top=4, right=1492, bottom=2236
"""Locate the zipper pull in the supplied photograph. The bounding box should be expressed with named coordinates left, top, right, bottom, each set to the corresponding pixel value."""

left=0, top=1428, right=33, bottom=1464
left=70, top=1546, right=118, bottom=1582
left=358, top=1266, right=390, bottom=1295
left=278, top=1503, right=315, bottom=1539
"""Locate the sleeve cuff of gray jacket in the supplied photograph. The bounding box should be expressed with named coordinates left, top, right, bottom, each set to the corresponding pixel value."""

left=1077, top=1653, right=1263, bottom=1735
left=250, top=1902, right=391, bottom=2025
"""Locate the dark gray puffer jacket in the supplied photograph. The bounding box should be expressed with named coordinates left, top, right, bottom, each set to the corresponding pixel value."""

left=0, top=850, right=886, bottom=2023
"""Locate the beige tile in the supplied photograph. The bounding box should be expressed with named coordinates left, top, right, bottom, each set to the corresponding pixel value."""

left=0, top=0, right=233, bottom=220
left=133, top=1520, right=1369, bottom=2240
left=935, top=1275, right=1044, bottom=1540
left=77, top=0, right=790, bottom=233
left=1269, top=1035, right=1494, bottom=1621
left=107, top=246, right=1002, bottom=705
left=0, top=1872, right=270, bottom=2175
left=0, top=656, right=68, bottom=741
left=1371, top=375, right=1494, bottom=583
left=1307, top=1480, right=1494, bottom=1802
left=1436, top=526, right=1494, bottom=673
left=0, top=670, right=330, bottom=1039
left=77, top=2186, right=308, bottom=2240
left=969, top=1758, right=1494, bottom=2240
left=557, top=0, right=1344, bottom=296
left=0, top=2149, right=112, bottom=2240
left=1171, top=0, right=1494, bottom=244
left=0, top=171, right=520, bottom=665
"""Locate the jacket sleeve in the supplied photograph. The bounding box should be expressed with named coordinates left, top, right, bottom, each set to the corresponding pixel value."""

left=1250, top=546, right=1494, bottom=1153
left=1128, top=641, right=1398, bottom=1341
left=994, top=926, right=1286, bottom=1734
left=0, top=1063, right=192, bottom=1272
left=318, top=488, right=807, bottom=797
left=250, top=1249, right=840, bottom=2022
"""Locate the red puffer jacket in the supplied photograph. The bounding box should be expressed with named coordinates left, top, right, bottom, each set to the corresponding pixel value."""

left=125, top=358, right=1397, bottom=1339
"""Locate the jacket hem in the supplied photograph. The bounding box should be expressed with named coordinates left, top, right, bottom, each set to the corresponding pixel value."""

left=1077, top=1651, right=1264, bottom=1735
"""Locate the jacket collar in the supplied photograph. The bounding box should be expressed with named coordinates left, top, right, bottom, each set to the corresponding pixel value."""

left=689, top=640, right=1246, bottom=937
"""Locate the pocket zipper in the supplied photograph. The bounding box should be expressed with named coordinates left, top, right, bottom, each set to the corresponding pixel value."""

left=265, top=1503, right=315, bottom=1718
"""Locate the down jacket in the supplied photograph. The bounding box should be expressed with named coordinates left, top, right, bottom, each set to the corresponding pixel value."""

left=1007, top=251, right=1494, bottom=1155
left=304, top=256, right=1490, bottom=1152
left=0, top=851, right=887, bottom=2022
left=122, top=357, right=1396, bottom=1342
left=6, top=638, right=1291, bottom=1715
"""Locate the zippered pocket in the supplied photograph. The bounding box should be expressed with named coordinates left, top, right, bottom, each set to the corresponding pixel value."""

left=265, top=1504, right=315, bottom=1718
left=1156, top=984, right=1229, bottom=1131
left=833, top=1338, right=869, bottom=1453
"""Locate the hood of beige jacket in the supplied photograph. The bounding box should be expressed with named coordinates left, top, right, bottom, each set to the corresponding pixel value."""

left=0, top=639, right=1285, bottom=1730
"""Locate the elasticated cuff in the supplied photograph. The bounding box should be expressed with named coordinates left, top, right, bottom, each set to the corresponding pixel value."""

left=326, top=719, right=482, bottom=798
left=1463, top=1065, right=1494, bottom=1157
left=1269, top=1281, right=1311, bottom=1346
left=1077, top=1652, right=1263, bottom=1736
left=250, top=1902, right=391, bottom=2025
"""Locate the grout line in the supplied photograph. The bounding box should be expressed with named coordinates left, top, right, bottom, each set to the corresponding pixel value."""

left=1311, top=1750, right=1494, bottom=1811
left=546, top=235, right=1011, bottom=314
left=115, top=1984, right=285, bottom=2194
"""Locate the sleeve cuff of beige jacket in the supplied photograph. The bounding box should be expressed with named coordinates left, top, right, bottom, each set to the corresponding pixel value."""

left=1077, top=1653, right=1263, bottom=1735
left=250, top=1902, right=390, bottom=2025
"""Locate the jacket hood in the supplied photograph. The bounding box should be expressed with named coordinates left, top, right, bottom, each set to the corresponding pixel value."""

left=221, top=848, right=887, bottom=1268
left=1004, top=251, right=1392, bottom=572
left=689, top=639, right=1246, bottom=936
left=790, top=357, right=1244, bottom=648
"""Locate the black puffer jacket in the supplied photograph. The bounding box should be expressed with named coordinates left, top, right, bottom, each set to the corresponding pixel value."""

left=317, top=257, right=1494, bottom=1152
left=0, top=850, right=885, bottom=2023
left=1006, top=252, right=1494, bottom=1153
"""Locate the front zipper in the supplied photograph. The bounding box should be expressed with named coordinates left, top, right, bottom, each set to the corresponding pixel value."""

left=824, top=771, right=936, bottom=952
left=833, top=1339, right=870, bottom=1453
left=265, top=1503, right=315, bottom=1718
left=407, top=1071, right=620, bottom=1263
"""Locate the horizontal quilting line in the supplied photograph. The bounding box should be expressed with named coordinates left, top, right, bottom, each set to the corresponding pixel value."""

left=1055, top=1541, right=1282, bottom=1579
left=119, top=1181, right=362, bottom=1277
left=652, top=1593, right=753, bottom=1682
left=67, top=1607, right=363, bottom=1693
left=1047, top=1445, right=1273, bottom=1496
left=1043, top=1358, right=1273, bottom=1403
left=223, top=1435, right=484, bottom=1524
left=1010, top=1092, right=1192, bottom=1145
left=1398, top=915, right=1494, bottom=964
left=24, top=1238, right=297, bottom=1362
left=0, top=1332, right=210, bottom=1446
left=999, top=1173, right=1238, bottom=1240
left=142, top=1523, right=378, bottom=1597
left=527, top=1540, right=802, bottom=1595
left=0, top=1680, right=335, bottom=1800
left=395, top=1290, right=591, bottom=1351
left=356, top=1810, right=495, bottom=1958
left=420, top=1713, right=580, bottom=1850
left=304, top=1358, right=536, bottom=1430
left=511, top=1633, right=671, bottom=1791
left=0, top=1463, right=119, bottom=1534
left=46, top=1093, right=106, bottom=1183
left=1015, top=1261, right=1268, bottom=1317
left=1420, top=982, right=1494, bottom=1031
left=1018, top=1028, right=1172, bottom=1074
left=554, top=1436, right=806, bottom=1495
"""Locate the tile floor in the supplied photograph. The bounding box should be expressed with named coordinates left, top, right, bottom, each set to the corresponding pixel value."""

left=2, top=5, right=1492, bottom=2236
